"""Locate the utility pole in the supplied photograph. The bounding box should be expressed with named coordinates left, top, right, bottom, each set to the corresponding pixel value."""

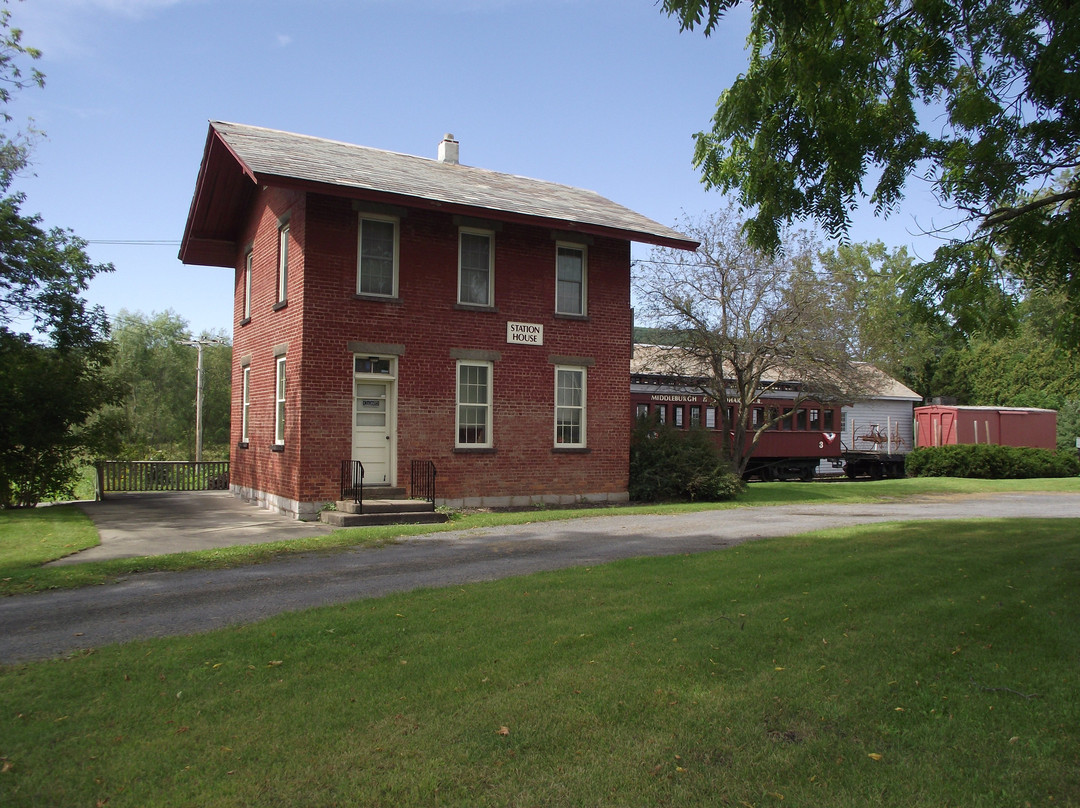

left=179, top=338, right=224, bottom=462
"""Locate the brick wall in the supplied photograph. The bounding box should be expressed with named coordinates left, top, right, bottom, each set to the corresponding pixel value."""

left=230, top=189, right=631, bottom=515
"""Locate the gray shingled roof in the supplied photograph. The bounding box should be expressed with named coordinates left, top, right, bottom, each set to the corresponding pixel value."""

left=210, top=121, right=696, bottom=248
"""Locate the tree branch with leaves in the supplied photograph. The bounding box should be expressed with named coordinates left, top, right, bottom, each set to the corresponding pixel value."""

left=661, top=0, right=1080, bottom=341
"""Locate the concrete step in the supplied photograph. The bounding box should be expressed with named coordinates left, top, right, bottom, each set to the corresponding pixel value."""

left=335, top=498, right=434, bottom=515
left=320, top=509, right=448, bottom=528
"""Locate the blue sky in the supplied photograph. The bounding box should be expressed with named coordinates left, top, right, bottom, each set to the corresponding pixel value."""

left=8, top=0, right=941, bottom=338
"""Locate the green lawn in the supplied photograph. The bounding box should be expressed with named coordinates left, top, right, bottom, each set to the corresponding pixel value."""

left=2, top=476, right=1079, bottom=596
left=1, top=517, right=1077, bottom=806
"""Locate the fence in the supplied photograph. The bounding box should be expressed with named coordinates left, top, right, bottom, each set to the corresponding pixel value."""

left=96, top=461, right=230, bottom=497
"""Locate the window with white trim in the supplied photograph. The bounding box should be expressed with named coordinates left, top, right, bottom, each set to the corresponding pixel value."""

left=241, top=366, right=251, bottom=443
left=456, top=361, right=492, bottom=447
left=555, top=244, right=586, bottom=315
left=554, top=366, right=586, bottom=447
left=705, top=406, right=717, bottom=429
left=276, top=222, right=289, bottom=304
left=357, top=215, right=398, bottom=297
left=274, top=357, right=286, bottom=445
left=458, top=229, right=494, bottom=306
left=242, top=250, right=252, bottom=321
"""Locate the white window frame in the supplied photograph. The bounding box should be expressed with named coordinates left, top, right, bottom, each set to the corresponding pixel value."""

left=457, top=227, right=494, bottom=307
left=455, top=360, right=492, bottom=448
left=356, top=214, right=400, bottom=297
left=277, top=222, right=290, bottom=304
left=555, top=243, right=587, bottom=316
left=241, top=366, right=251, bottom=443
left=554, top=366, right=586, bottom=447
left=242, top=250, right=252, bottom=320
left=274, top=356, right=286, bottom=445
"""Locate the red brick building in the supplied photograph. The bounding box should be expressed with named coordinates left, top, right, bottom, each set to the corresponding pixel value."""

left=180, top=122, right=695, bottom=519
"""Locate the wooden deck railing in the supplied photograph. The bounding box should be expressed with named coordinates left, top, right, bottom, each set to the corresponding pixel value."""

left=95, top=461, right=230, bottom=497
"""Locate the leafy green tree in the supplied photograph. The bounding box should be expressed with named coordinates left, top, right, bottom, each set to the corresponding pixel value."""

left=104, top=310, right=231, bottom=459
left=0, top=1, right=120, bottom=506
left=661, top=0, right=1080, bottom=338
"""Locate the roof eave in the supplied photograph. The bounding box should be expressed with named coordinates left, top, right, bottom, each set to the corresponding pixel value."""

left=251, top=171, right=699, bottom=250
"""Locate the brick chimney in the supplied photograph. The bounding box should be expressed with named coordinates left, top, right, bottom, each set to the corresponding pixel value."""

left=438, top=133, right=459, bottom=165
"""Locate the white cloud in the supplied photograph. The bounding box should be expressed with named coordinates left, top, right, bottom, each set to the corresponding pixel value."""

left=276, top=33, right=293, bottom=47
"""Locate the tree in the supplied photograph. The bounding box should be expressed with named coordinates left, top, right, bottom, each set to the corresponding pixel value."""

left=661, top=0, right=1080, bottom=338
left=633, top=206, right=878, bottom=477
left=0, top=1, right=119, bottom=506
left=104, top=310, right=231, bottom=460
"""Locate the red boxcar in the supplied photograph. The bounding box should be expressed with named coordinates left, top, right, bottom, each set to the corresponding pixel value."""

left=914, top=405, right=1057, bottom=450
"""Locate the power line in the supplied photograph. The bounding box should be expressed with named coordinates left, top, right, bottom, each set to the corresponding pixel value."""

left=86, top=239, right=180, bottom=246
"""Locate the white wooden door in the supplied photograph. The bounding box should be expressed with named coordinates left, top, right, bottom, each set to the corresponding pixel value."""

left=352, top=380, right=392, bottom=485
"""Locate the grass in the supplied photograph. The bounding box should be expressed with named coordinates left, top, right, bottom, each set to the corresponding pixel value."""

left=2, top=476, right=1079, bottom=596
left=0, top=507, right=99, bottom=571
left=1, top=517, right=1077, bottom=806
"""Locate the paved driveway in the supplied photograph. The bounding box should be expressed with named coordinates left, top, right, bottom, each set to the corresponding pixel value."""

left=2, top=491, right=1078, bottom=664
left=57, top=491, right=336, bottom=564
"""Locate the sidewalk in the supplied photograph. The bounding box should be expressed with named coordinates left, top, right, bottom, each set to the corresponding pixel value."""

left=54, top=491, right=336, bottom=565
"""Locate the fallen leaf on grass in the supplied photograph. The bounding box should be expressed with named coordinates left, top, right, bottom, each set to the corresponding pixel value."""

left=496, top=726, right=510, bottom=736
left=867, top=753, right=883, bottom=761
left=267, top=660, right=283, bottom=667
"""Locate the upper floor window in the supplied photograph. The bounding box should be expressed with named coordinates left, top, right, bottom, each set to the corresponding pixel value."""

left=705, top=406, right=717, bottom=429
left=357, top=215, right=398, bottom=297
left=555, top=366, right=586, bottom=447
left=456, top=361, right=492, bottom=447
left=458, top=229, right=494, bottom=306
left=274, top=357, right=287, bottom=445
left=690, top=406, right=701, bottom=428
left=276, top=222, right=290, bottom=305
left=242, top=250, right=252, bottom=321
left=556, top=244, right=586, bottom=315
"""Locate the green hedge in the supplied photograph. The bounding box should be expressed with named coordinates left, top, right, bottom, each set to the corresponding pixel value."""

left=629, top=417, right=744, bottom=502
left=906, top=444, right=1080, bottom=479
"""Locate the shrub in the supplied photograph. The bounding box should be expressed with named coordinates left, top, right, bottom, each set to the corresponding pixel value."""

left=906, top=444, right=1080, bottom=479
left=629, top=416, right=744, bottom=502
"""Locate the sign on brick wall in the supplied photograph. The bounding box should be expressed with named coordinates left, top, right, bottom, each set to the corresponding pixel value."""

left=506, top=321, right=543, bottom=346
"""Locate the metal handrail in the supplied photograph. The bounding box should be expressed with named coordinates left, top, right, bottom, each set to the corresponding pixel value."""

left=410, top=459, right=437, bottom=511
left=340, top=459, right=365, bottom=512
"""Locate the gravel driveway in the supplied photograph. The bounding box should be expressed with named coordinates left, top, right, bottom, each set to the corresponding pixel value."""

left=1, top=491, right=1077, bottom=664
